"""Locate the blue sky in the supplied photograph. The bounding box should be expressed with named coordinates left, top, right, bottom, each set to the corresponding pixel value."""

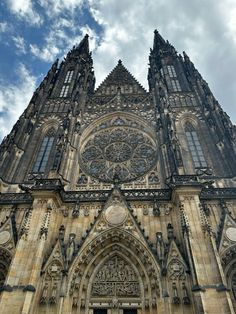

left=1, top=0, right=236, bottom=141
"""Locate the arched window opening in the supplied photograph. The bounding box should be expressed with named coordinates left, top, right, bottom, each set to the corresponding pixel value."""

left=33, top=129, right=55, bottom=173
left=185, top=122, right=207, bottom=168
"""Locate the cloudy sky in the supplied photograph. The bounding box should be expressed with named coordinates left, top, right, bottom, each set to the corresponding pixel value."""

left=0, top=0, right=236, bottom=141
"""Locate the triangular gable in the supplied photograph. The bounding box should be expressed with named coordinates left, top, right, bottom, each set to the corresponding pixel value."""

left=218, top=213, right=236, bottom=257
left=95, top=60, right=147, bottom=95
left=0, top=214, right=17, bottom=252
left=42, top=239, right=65, bottom=273
left=166, top=240, right=188, bottom=281
left=79, top=187, right=152, bottom=251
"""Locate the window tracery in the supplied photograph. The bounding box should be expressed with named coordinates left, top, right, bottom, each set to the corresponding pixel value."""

left=185, top=122, right=207, bottom=168
left=33, top=129, right=55, bottom=173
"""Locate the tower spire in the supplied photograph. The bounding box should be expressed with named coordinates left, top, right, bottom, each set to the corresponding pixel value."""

left=76, top=33, right=89, bottom=55
left=153, top=29, right=166, bottom=50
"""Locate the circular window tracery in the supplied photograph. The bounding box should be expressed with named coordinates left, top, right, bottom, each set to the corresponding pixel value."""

left=78, top=114, right=158, bottom=183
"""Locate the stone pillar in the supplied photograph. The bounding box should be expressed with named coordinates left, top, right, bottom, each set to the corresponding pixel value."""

left=0, top=193, right=55, bottom=314
left=172, top=185, right=234, bottom=314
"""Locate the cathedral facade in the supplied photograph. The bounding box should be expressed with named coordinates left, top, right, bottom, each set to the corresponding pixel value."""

left=0, top=30, right=236, bottom=313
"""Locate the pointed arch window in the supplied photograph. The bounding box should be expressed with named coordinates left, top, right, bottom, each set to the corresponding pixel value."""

left=185, top=123, right=207, bottom=168
left=60, top=85, right=69, bottom=97
left=33, top=130, right=55, bottom=173
left=161, top=64, right=182, bottom=92
left=60, top=69, right=74, bottom=97
left=64, top=70, right=74, bottom=83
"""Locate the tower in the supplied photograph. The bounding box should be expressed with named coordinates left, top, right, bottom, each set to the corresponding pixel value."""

left=0, top=31, right=236, bottom=314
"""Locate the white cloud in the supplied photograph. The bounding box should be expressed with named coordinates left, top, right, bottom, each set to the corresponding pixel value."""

left=87, top=0, right=236, bottom=123
left=30, top=43, right=60, bottom=62
left=29, top=21, right=98, bottom=63
left=38, top=0, right=84, bottom=16
left=12, top=36, right=27, bottom=54
left=2, top=0, right=236, bottom=144
left=7, top=0, right=42, bottom=25
left=0, top=22, right=9, bottom=33
left=0, top=63, right=37, bottom=141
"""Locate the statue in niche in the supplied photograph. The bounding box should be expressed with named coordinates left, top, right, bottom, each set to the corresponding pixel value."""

left=26, top=119, right=34, bottom=134
left=66, top=233, right=76, bottom=267
left=49, top=283, right=57, bottom=304
left=156, top=232, right=165, bottom=266
left=39, top=283, right=48, bottom=304
left=148, top=172, right=159, bottom=184
left=170, top=131, right=183, bottom=167
left=72, top=201, right=80, bottom=218
left=62, top=117, right=70, bottom=130
left=74, top=120, right=81, bottom=133
left=52, top=147, right=62, bottom=170
left=77, top=173, right=88, bottom=184
left=153, top=199, right=160, bottom=216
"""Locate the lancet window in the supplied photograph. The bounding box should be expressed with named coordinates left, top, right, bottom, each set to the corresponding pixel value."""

left=64, top=70, right=74, bottom=83
left=33, top=130, right=55, bottom=172
left=161, top=64, right=182, bottom=92
left=59, top=69, right=74, bottom=97
left=60, top=85, right=69, bottom=97
left=185, top=122, right=207, bottom=168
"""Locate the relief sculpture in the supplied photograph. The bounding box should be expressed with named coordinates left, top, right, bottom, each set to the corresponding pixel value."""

left=92, top=256, right=140, bottom=297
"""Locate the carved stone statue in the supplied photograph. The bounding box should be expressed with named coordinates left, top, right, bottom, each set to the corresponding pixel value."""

left=66, top=233, right=76, bottom=266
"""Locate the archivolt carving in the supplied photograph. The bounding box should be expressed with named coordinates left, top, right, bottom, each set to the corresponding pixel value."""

left=68, top=228, right=160, bottom=311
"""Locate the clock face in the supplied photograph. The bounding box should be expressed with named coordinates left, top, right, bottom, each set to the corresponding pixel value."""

left=78, top=114, right=158, bottom=183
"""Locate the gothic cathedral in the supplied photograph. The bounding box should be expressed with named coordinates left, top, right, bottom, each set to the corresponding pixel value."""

left=0, top=30, right=236, bottom=314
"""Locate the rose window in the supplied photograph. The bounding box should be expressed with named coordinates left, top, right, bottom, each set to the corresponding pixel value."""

left=78, top=115, right=158, bottom=183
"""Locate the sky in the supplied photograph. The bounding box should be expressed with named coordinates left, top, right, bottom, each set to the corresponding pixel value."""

left=0, top=0, right=236, bottom=141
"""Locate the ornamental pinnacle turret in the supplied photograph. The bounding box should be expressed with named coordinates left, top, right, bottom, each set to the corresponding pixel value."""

left=0, top=31, right=236, bottom=314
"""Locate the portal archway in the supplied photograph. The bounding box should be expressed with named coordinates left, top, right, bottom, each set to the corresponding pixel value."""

left=68, top=228, right=161, bottom=314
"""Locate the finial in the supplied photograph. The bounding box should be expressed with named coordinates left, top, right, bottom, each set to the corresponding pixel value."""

left=154, top=29, right=158, bottom=34
left=118, top=59, right=122, bottom=65
left=84, top=33, right=89, bottom=38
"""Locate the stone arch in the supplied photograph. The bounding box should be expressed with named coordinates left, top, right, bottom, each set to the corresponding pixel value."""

left=175, top=110, right=203, bottom=128
left=37, top=116, right=62, bottom=132
left=68, top=228, right=161, bottom=313
left=221, top=245, right=236, bottom=304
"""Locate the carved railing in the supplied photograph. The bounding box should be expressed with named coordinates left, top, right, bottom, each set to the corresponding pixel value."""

left=1, top=178, right=236, bottom=205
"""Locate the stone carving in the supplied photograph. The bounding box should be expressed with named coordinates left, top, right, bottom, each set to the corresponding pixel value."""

left=226, top=227, right=236, bottom=242
left=66, top=233, right=76, bottom=266
left=104, top=204, right=127, bottom=226
left=92, top=256, right=140, bottom=297
left=39, top=283, right=48, bottom=304
left=0, top=231, right=10, bottom=245
left=79, top=115, right=158, bottom=183
left=168, top=259, right=186, bottom=280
